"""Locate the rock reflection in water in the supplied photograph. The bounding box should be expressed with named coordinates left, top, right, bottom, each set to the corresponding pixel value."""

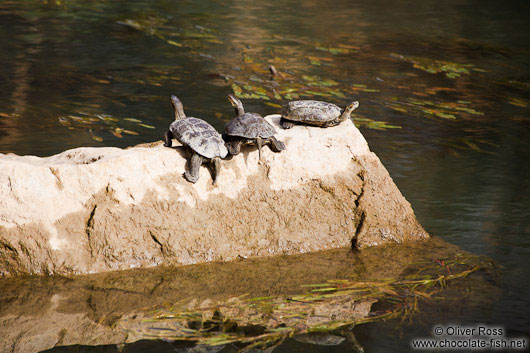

left=0, top=237, right=497, bottom=353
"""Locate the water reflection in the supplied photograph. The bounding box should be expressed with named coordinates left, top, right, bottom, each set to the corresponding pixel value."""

left=0, top=238, right=497, bottom=352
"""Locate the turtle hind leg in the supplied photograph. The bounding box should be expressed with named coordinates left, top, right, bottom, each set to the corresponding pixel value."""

left=280, top=117, right=295, bottom=129
left=163, top=130, right=173, bottom=147
left=184, top=152, right=203, bottom=183
left=225, top=138, right=243, bottom=155
left=267, top=137, right=285, bottom=152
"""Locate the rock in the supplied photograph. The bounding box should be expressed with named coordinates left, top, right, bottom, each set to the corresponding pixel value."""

left=0, top=115, right=428, bottom=275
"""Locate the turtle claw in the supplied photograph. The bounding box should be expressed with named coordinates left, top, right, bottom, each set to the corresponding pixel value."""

left=183, top=171, right=198, bottom=184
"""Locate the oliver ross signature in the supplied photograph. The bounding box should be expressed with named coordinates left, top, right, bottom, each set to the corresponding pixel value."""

left=438, top=326, right=504, bottom=337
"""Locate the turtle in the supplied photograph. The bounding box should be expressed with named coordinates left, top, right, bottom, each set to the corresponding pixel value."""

left=163, top=95, right=228, bottom=184
left=223, top=94, right=285, bottom=160
left=280, top=100, right=359, bottom=129
left=294, top=333, right=346, bottom=346
left=173, top=344, right=225, bottom=353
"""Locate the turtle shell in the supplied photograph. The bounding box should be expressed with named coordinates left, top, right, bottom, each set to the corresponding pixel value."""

left=224, top=113, right=277, bottom=139
left=283, top=100, right=341, bottom=124
left=169, top=117, right=228, bottom=159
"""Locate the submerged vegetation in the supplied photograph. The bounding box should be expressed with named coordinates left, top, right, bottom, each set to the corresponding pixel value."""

left=123, top=253, right=495, bottom=351
left=389, top=53, right=481, bottom=79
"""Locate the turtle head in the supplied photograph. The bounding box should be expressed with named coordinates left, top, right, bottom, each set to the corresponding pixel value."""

left=341, top=101, right=359, bottom=120
left=171, top=95, right=186, bottom=120
left=227, top=94, right=245, bottom=116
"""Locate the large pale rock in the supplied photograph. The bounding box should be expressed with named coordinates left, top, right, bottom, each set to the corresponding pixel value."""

left=0, top=116, right=428, bottom=275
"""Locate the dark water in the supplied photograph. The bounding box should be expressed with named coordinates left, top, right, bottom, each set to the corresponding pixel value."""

left=1, top=0, right=529, bottom=351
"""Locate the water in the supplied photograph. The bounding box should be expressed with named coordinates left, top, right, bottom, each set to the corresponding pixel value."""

left=0, top=239, right=498, bottom=352
left=0, top=0, right=529, bottom=351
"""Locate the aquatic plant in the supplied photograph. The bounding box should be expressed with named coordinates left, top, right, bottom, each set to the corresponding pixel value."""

left=390, top=53, right=479, bottom=79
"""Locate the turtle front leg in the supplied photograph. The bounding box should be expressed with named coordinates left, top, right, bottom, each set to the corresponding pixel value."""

left=340, top=328, right=364, bottom=353
left=256, top=136, right=264, bottom=161
left=225, top=138, right=243, bottom=155
left=267, top=137, right=285, bottom=152
left=322, top=120, right=340, bottom=128
left=280, top=117, right=295, bottom=129
left=163, top=130, right=173, bottom=147
left=212, top=157, right=221, bottom=185
left=184, top=152, right=203, bottom=183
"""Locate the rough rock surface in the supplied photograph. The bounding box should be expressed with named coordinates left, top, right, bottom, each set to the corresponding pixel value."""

left=0, top=115, right=428, bottom=275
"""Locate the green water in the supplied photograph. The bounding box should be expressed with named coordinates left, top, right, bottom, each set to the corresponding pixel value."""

left=0, top=0, right=529, bottom=351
